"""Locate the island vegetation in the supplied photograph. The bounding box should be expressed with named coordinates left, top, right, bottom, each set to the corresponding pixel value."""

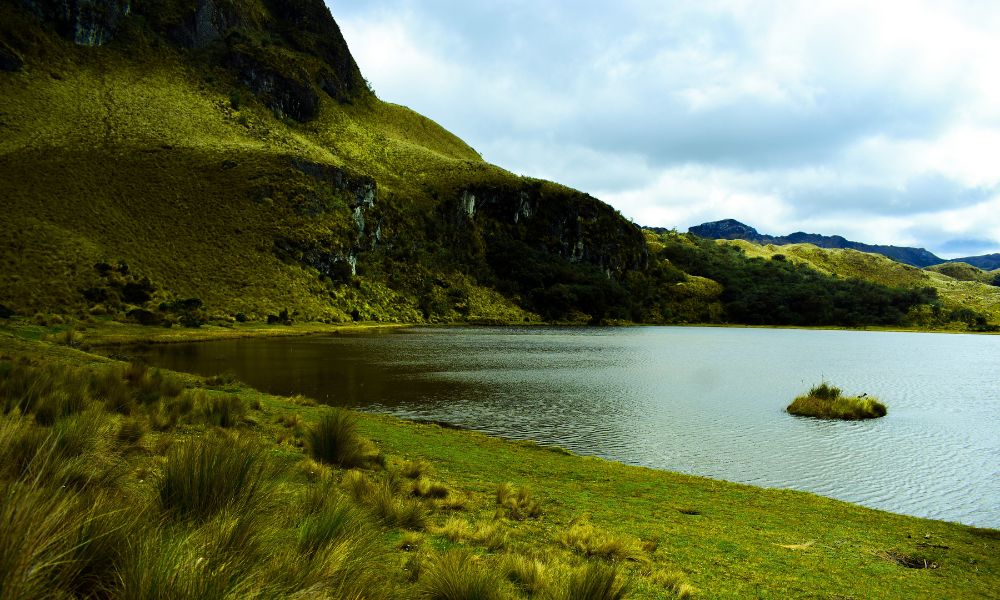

left=788, top=383, right=888, bottom=420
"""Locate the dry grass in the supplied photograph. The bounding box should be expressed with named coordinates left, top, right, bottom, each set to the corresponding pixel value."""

left=496, top=482, right=542, bottom=520
left=559, top=515, right=640, bottom=562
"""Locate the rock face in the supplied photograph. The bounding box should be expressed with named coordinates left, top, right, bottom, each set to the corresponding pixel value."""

left=455, top=181, right=649, bottom=279
left=14, top=0, right=368, bottom=119
left=687, top=219, right=945, bottom=268
left=272, top=160, right=381, bottom=281
left=15, top=0, right=131, bottom=46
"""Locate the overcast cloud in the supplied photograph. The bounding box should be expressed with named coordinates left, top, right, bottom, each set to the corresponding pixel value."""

left=332, top=0, right=1000, bottom=258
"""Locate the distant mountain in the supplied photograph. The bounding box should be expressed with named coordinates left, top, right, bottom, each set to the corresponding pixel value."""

left=685, top=219, right=1000, bottom=269
left=955, top=254, right=1000, bottom=271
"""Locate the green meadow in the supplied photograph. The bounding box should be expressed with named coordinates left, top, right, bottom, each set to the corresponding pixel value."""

left=0, top=322, right=996, bottom=599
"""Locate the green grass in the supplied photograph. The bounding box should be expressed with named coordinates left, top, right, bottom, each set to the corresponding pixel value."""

left=305, top=408, right=370, bottom=467
left=0, top=312, right=998, bottom=598
left=788, top=383, right=888, bottom=420
left=158, top=434, right=269, bottom=521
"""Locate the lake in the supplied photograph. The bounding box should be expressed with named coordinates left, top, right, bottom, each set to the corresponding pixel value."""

left=127, top=326, right=1000, bottom=528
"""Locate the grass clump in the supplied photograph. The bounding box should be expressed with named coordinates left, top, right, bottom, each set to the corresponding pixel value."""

left=503, top=555, right=549, bottom=596
left=198, top=393, right=246, bottom=428
left=157, top=434, right=268, bottom=521
left=559, top=515, right=638, bottom=562
left=418, top=549, right=506, bottom=600
left=496, top=482, right=542, bottom=520
left=560, top=562, right=631, bottom=600
left=306, top=408, right=369, bottom=468
left=788, top=383, right=887, bottom=420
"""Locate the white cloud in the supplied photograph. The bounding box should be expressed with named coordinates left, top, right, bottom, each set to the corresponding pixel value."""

left=333, top=0, right=1000, bottom=257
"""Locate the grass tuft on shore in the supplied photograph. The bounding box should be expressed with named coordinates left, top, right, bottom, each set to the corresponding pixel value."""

left=787, top=383, right=887, bottom=420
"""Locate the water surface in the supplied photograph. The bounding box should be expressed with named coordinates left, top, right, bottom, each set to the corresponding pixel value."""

left=129, top=326, right=1000, bottom=528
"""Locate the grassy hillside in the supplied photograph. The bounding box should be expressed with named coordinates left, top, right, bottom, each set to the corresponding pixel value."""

left=0, top=1, right=644, bottom=326
left=717, top=239, right=1000, bottom=328
left=1, top=324, right=997, bottom=599
left=1, top=0, right=995, bottom=332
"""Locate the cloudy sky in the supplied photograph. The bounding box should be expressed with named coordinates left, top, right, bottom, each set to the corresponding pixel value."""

left=332, top=0, right=1000, bottom=258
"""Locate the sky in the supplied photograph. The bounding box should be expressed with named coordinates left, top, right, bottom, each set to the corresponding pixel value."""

left=332, top=0, right=1000, bottom=258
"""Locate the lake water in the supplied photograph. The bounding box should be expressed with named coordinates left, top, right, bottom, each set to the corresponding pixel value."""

left=128, top=326, right=1000, bottom=528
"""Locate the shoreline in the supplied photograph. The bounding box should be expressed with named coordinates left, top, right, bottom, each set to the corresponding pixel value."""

left=0, top=326, right=997, bottom=597
left=2, top=317, right=994, bottom=354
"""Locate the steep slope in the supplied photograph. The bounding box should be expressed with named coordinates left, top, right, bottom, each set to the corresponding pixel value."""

left=0, top=0, right=647, bottom=324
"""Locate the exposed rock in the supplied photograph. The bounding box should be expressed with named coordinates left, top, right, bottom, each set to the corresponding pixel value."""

left=455, top=181, right=648, bottom=279
left=17, top=0, right=130, bottom=46
left=225, top=47, right=318, bottom=121
left=0, top=41, right=24, bottom=71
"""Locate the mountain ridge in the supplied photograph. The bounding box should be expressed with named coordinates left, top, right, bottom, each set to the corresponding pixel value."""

left=684, top=219, right=1000, bottom=270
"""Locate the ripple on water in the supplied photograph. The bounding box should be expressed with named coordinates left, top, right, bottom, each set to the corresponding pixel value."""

left=131, top=327, right=1000, bottom=528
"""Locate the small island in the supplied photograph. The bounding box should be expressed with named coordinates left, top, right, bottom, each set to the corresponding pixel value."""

left=788, top=383, right=887, bottom=420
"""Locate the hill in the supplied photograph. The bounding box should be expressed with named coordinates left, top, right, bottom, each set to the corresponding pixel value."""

left=0, top=0, right=645, bottom=326
left=0, top=1, right=994, bottom=332
left=687, top=219, right=1000, bottom=270
left=717, top=238, right=1000, bottom=328
left=687, top=219, right=944, bottom=267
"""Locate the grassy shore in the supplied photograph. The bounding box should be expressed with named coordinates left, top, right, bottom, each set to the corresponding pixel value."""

left=0, top=322, right=997, bottom=599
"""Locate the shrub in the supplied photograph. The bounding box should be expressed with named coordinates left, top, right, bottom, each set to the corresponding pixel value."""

left=787, top=383, right=887, bottom=420
left=496, top=482, right=542, bottom=520
left=306, top=409, right=368, bottom=468
left=157, top=435, right=268, bottom=521
left=418, top=549, right=505, bottom=600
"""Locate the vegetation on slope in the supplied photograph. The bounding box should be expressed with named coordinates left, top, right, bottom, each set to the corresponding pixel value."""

left=787, top=383, right=887, bottom=420
left=711, top=238, right=1000, bottom=330
left=0, top=0, right=648, bottom=327
left=640, top=232, right=943, bottom=328
left=0, top=326, right=997, bottom=598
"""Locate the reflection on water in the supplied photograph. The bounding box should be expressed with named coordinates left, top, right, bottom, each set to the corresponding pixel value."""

left=127, top=326, right=1000, bottom=528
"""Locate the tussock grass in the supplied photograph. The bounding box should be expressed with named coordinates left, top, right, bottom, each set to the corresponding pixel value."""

left=788, top=383, right=887, bottom=420
left=503, top=554, right=549, bottom=596
left=412, top=476, right=450, bottom=498
left=198, top=393, right=247, bottom=428
left=418, top=549, right=506, bottom=600
left=398, top=457, right=431, bottom=479
left=306, top=408, right=370, bottom=468
left=430, top=516, right=507, bottom=550
left=157, top=434, right=269, bottom=521
left=297, top=495, right=364, bottom=555
left=651, top=568, right=697, bottom=598
left=559, top=515, right=639, bottom=561
left=496, top=482, right=542, bottom=520
left=560, top=562, right=631, bottom=600
left=367, top=479, right=429, bottom=530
